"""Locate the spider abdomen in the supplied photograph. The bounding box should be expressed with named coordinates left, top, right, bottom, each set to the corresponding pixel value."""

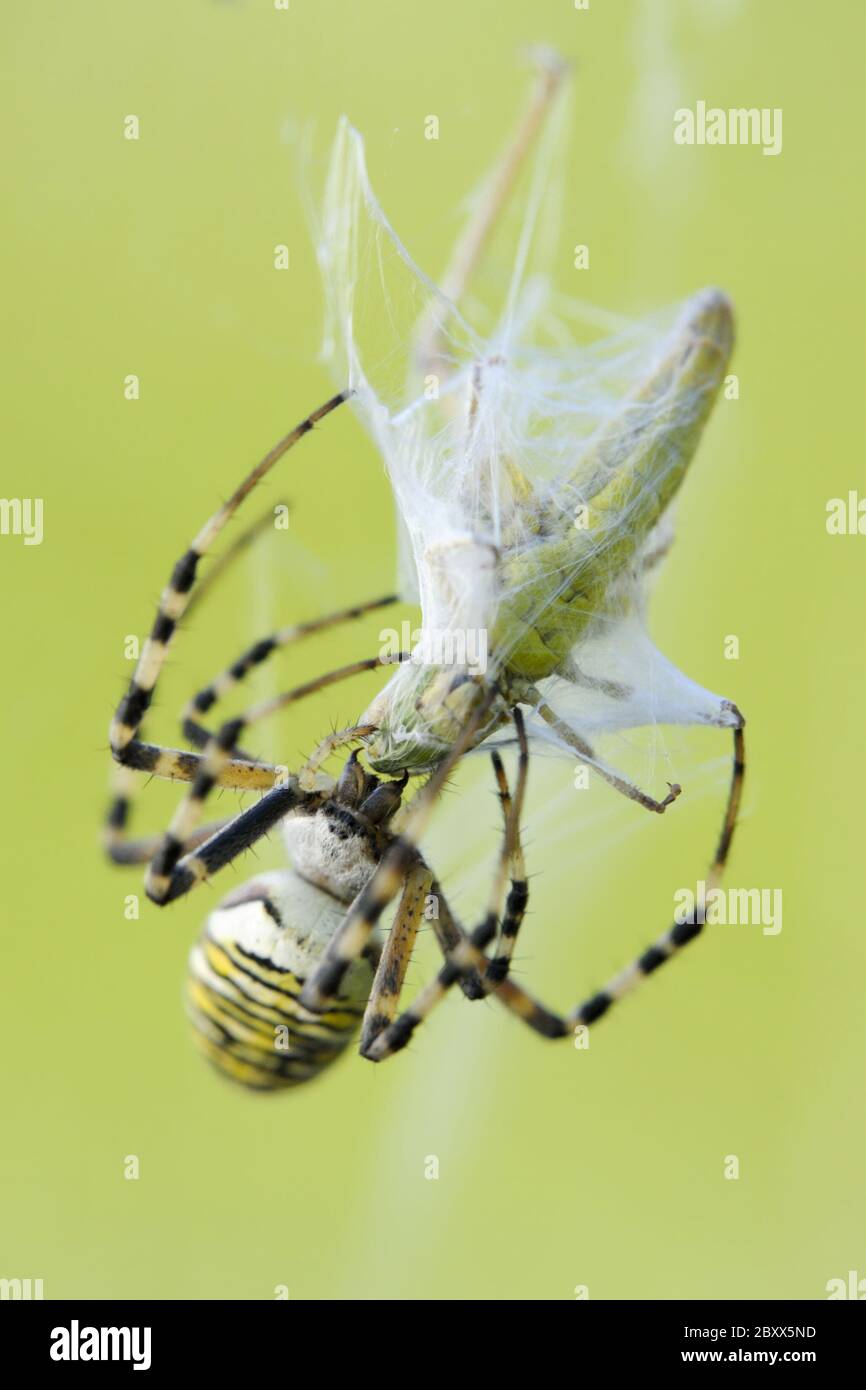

left=185, top=869, right=375, bottom=1090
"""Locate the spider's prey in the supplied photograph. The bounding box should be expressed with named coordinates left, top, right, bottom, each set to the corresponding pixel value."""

left=357, top=290, right=738, bottom=777
left=318, top=101, right=742, bottom=789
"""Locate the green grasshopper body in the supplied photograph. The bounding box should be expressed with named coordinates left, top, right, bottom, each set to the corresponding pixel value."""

left=362, top=289, right=734, bottom=775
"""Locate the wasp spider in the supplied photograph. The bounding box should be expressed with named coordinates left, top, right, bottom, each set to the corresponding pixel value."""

left=104, top=392, right=744, bottom=1091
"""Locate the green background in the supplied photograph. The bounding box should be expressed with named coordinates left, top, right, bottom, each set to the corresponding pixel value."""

left=2, top=0, right=863, bottom=1300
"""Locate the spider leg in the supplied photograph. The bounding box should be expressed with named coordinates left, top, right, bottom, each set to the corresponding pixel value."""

left=103, top=507, right=307, bottom=863
left=144, top=678, right=386, bottom=906
left=109, top=391, right=349, bottom=771
left=148, top=778, right=320, bottom=906
left=361, top=709, right=539, bottom=1059
left=107, top=742, right=280, bottom=787
left=558, top=722, right=747, bottom=1029
left=359, top=861, right=432, bottom=1055
left=183, top=503, right=285, bottom=619
left=361, top=869, right=567, bottom=1061
left=298, top=721, right=385, bottom=790
left=298, top=686, right=499, bottom=1012
left=105, top=391, right=349, bottom=886
left=102, top=742, right=289, bottom=868
left=365, top=722, right=745, bottom=1056
left=469, top=709, right=531, bottom=991
left=103, top=766, right=235, bottom=865
left=358, top=843, right=508, bottom=1058
left=107, top=520, right=394, bottom=860
left=182, top=594, right=398, bottom=749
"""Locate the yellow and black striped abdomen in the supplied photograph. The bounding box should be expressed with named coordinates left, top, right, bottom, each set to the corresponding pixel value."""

left=186, top=870, right=375, bottom=1091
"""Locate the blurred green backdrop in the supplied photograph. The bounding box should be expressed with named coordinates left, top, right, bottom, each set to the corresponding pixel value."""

left=2, top=0, right=864, bottom=1300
